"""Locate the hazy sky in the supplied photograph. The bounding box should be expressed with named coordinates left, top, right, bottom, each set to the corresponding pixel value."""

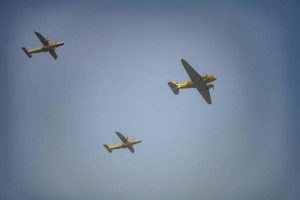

left=1, top=0, right=300, bottom=200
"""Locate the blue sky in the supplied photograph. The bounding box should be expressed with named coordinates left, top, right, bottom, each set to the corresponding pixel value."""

left=0, top=0, right=300, bottom=199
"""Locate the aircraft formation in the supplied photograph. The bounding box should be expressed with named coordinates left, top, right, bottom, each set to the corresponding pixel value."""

left=22, top=31, right=217, bottom=153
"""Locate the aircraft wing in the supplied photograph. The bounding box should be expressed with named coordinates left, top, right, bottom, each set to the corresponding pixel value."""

left=195, top=86, right=212, bottom=104
left=34, top=32, right=48, bottom=45
left=115, top=132, right=128, bottom=143
left=181, top=59, right=212, bottom=104
left=49, top=49, right=57, bottom=59
left=181, top=59, right=204, bottom=83
left=128, top=145, right=135, bottom=153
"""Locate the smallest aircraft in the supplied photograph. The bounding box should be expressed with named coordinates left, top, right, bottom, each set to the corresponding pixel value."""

left=104, top=131, right=142, bottom=153
left=22, top=31, right=64, bottom=59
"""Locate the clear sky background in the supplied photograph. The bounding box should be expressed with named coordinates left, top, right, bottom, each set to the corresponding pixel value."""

left=0, top=0, right=299, bottom=200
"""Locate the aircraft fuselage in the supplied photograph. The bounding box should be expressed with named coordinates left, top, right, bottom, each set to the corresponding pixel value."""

left=175, top=75, right=217, bottom=89
left=105, top=139, right=141, bottom=151
left=30, top=40, right=64, bottom=53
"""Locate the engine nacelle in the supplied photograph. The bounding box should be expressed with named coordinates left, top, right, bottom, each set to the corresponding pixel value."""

left=206, top=84, right=214, bottom=90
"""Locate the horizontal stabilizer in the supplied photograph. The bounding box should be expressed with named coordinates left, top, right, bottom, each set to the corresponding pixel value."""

left=21, top=47, right=32, bottom=58
left=103, top=144, right=112, bottom=153
left=168, top=82, right=179, bottom=95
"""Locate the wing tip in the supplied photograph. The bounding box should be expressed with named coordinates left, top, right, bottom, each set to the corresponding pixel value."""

left=205, top=98, right=212, bottom=104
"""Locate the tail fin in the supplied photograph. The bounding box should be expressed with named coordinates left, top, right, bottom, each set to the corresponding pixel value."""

left=21, top=47, right=32, bottom=58
left=168, top=81, right=179, bottom=95
left=103, top=144, right=112, bottom=153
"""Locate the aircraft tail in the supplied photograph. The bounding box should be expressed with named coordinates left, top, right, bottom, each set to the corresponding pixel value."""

left=103, top=144, right=112, bottom=153
left=168, top=81, right=179, bottom=95
left=21, top=47, right=32, bottom=58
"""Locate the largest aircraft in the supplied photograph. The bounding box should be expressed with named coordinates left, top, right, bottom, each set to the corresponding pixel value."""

left=168, top=59, right=217, bottom=104
left=22, top=31, right=64, bottom=59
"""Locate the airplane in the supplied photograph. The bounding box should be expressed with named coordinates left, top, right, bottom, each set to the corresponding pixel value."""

left=21, top=31, right=64, bottom=59
left=104, top=131, right=142, bottom=153
left=168, top=59, right=217, bottom=104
